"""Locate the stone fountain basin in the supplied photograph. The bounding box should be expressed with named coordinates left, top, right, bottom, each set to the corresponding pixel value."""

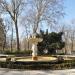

left=16, top=56, right=57, bottom=62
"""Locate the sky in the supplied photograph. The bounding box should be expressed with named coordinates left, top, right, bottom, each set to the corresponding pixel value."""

left=37, top=0, right=75, bottom=32
left=5, top=0, right=75, bottom=21
left=63, top=0, right=75, bottom=21
left=43, top=0, right=75, bottom=32
left=1, top=0, right=75, bottom=39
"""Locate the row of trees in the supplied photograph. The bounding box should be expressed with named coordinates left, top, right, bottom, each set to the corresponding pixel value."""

left=0, top=0, right=64, bottom=52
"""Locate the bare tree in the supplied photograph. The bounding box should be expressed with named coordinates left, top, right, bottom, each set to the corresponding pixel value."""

left=70, top=31, right=75, bottom=51
left=3, top=20, right=9, bottom=51
left=23, top=0, right=64, bottom=34
left=60, top=23, right=71, bottom=54
left=0, top=0, right=26, bottom=51
left=21, top=18, right=31, bottom=50
left=60, top=21, right=75, bottom=54
left=0, top=18, right=5, bottom=51
left=10, top=24, right=13, bottom=52
left=70, top=20, right=75, bottom=52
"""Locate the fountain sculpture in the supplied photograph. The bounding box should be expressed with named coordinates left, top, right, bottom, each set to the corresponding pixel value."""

left=28, top=34, right=43, bottom=60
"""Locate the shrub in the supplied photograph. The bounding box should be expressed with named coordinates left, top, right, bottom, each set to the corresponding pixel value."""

left=4, top=50, right=32, bottom=56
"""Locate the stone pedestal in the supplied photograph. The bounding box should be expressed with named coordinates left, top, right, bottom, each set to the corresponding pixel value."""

left=32, top=44, right=38, bottom=60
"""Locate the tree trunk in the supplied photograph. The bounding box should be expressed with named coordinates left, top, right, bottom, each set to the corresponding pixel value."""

left=3, top=34, right=6, bottom=52
left=11, top=39, right=12, bottom=52
left=28, top=41, right=29, bottom=50
left=15, top=20, right=20, bottom=51
left=10, top=27, right=13, bottom=52
left=71, top=41, right=73, bottom=51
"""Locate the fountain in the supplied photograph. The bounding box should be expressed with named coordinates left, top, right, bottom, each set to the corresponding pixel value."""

left=28, top=34, right=43, bottom=60
left=16, top=34, right=57, bottom=62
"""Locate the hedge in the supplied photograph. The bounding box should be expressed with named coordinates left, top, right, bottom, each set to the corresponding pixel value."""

left=0, top=60, right=75, bottom=70
left=3, top=50, right=32, bottom=56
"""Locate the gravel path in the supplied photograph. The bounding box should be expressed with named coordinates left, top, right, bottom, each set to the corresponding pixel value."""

left=0, top=68, right=75, bottom=75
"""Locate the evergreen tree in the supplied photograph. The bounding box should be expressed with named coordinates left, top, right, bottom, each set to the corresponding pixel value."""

left=37, top=30, right=65, bottom=55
